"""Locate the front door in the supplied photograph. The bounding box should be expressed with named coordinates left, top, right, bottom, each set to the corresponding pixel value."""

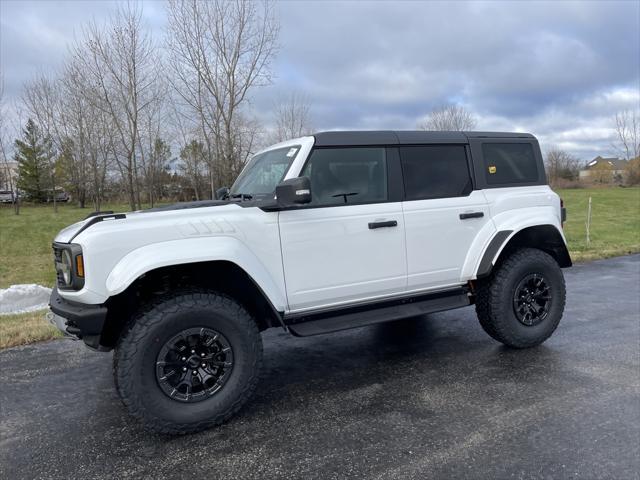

left=278, top=146, right=407, bottom=313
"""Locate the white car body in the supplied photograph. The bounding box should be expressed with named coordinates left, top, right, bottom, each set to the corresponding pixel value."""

left=54, top=134, right=567, bottom=317
left=49, top=130, right=573, bottom=433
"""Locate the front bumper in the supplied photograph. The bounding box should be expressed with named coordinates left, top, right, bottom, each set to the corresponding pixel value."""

left=48, top=287, right=109, bottom=350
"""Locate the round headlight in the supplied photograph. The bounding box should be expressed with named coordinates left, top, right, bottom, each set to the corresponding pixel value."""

left=61, top=250, right=72, bottom=285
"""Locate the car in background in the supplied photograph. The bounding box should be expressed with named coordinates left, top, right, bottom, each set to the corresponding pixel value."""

left=45, top=188, right=71, bottom=203
left=0, top=190, right=15, bottom=203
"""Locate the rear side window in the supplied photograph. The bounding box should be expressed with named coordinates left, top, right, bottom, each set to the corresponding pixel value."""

left=482, top=143, right=538, bottom=184
left=301, top=147, right=387, bottom=205
left=400, top=145, right=472, bottom=200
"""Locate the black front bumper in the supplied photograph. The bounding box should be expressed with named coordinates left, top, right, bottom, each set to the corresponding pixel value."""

left=49, top=287, right=109, bottom=350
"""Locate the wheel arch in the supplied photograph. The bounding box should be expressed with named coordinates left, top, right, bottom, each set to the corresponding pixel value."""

left=98, top=236, right=289, bottom=350
left=476, top=224, right=572, bottom=278
left=105, top=237, right=286, bottom=308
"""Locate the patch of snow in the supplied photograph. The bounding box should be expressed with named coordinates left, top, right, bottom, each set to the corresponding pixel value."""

left=0, top=284, right=52, bottom=315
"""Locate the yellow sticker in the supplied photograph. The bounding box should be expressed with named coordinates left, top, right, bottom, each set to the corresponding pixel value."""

left=488, top=165, right=497, bottom=174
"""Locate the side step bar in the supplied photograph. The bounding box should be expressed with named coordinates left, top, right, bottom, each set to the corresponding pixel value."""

left=286, top=288, right=471, bottom=337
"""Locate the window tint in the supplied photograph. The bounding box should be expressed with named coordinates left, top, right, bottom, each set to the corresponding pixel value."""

left=482, top=143, right=539, bottom=184
left=301, top=147, right=387, bottom=205
left=400, top=145, right=472, bottom=200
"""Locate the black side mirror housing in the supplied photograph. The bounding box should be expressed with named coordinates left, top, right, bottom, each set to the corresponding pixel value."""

left=276, top=177, right=311, bottom=207
left=215, top=187, right=229, bottom=200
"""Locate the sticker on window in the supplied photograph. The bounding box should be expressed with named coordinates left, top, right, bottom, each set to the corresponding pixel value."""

left=488, top=165, right=497, bottom=174
left=286, top=148, right=299, bottom=158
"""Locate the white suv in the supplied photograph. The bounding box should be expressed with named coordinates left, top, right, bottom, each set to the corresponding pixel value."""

left=49, top=131, right=571, bottom=434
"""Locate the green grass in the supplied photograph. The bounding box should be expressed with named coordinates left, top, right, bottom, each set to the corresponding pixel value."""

left=556, top=187, right=640, bottom=262
left=0, top=202, right=141, bottom=289
left=0, top=309, right=62, bottom=349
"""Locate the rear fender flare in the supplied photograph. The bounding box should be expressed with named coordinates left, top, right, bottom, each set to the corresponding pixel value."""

left=469, top=210, right=569, bottom=279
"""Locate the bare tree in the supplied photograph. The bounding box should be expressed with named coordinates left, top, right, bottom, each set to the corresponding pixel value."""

left=0, top=76, right=19, bottom=214
left=271, top=91, right=312, bottom=143
left=179, top=139, right=207, bottom=201
left=614, top=110, right=640, bottom=184
left=545, top=148, right=580, bottom=186
left=137, top=77, right=170, bottom=207
left=419, top=104, right=477, bottom=131
left=614, top=110, right=640, bottom=161
left=21, top=73, right=61, bottom=211
left=72, top=3, right=162, bottom=210
left=57, top=56, right=116, bottom=210
left=166, top=0, right=279, bottom=192
left=58, top=61, right=91, bottom=208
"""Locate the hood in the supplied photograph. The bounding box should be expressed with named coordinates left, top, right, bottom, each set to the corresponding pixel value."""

left=139, top=199, right=230, bottom=213
left=55, top=217, right=94, bottom=244
left=54, top=200, right=242, bottom=244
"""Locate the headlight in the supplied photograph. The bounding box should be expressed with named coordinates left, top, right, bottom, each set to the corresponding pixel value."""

left=53, top=243, right=85, bottom=290
left=60, top=250, right=72, bottom=285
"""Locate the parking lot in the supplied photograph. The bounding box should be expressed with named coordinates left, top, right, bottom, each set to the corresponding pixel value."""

left=1, top=255, right=639, bottom=479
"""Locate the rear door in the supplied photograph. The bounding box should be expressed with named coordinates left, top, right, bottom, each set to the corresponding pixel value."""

left=400, top=144, right=494, bottom=291
left=278, top=146, right=407, bottom=312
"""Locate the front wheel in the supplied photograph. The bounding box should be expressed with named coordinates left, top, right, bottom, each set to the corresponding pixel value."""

left=475, top=248, right=566, bottom=348
left=113, top=291, right=262, bottom=434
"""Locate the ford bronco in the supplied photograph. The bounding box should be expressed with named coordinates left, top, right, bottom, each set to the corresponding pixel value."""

left=49, top=131, right=571, bottom=434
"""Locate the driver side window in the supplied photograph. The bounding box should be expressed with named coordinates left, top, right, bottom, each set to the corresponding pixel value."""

left=301, top=147, right=387, bottom=206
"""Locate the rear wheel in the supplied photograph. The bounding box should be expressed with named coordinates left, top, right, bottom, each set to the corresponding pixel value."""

left=113, top=291, right=262, bottom=434
left=475, top=248, right=566, bottom=348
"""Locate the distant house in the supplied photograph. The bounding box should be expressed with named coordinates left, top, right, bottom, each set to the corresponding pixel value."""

left=0, top=160, right=19, bottom=191
left=579, top=156, right=628, bottom=183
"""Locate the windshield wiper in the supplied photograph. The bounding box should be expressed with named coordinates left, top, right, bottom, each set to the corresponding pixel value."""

left=230, top=193, right=253, bottom=201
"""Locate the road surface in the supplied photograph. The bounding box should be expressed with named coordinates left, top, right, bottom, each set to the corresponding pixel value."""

left=1, top=255, right=639, bottom=479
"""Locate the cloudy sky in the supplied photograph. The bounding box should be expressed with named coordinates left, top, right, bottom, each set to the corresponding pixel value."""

left=1, top=0, right=639, bottom=161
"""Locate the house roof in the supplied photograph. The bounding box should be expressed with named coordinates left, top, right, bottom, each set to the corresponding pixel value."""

left=585, top=156, right=628, bottom=170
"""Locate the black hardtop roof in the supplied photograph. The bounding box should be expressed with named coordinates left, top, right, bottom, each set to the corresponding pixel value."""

left=313, top=130, right=535, bottom=147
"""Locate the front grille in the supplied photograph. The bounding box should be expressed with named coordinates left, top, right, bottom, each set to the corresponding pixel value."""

left=53, top=246, right=65, bottom=287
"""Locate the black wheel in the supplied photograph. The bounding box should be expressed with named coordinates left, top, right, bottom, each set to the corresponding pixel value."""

left=475, top=248, right=566, bottom=348
left=113, top=291, right=262, bottom=434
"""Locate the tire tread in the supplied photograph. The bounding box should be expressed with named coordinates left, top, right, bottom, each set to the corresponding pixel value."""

left=475, top=248, right=566, bottom=348
left=113, top=289, right=262, bottom=435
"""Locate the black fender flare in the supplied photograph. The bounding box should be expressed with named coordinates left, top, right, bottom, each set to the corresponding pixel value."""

left=476, top=226, right=572, bottom=278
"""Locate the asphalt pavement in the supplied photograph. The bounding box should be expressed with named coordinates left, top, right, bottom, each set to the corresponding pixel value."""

left=1, top=255, right=639, bottom=479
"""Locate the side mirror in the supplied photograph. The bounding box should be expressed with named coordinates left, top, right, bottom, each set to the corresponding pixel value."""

left=276, top=177, right=311, bottom=207
left=215, top=187, right=229, bottom=200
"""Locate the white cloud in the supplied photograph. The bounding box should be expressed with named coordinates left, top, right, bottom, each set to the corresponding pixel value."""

left=1, top=0, right=638, bottom=161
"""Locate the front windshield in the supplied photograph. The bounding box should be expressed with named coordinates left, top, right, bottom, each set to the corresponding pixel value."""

left=230, top=145, right=301, bottom=199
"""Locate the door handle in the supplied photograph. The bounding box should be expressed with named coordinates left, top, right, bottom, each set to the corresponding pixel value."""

left=459, top=212, right=484, bottom=220
left=368, top=220, right=398, bottom=229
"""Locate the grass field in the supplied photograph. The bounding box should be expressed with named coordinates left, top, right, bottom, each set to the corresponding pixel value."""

left=0, top=202, right=153, bottom=289
left=0, top=187, right=638, bottom=348
left=558, top=187, right=640, bottom=262
left=0, top=310, right=62, bottom=349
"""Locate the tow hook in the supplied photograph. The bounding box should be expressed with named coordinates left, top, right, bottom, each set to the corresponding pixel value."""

left=46, top=310, right=80, bottom=340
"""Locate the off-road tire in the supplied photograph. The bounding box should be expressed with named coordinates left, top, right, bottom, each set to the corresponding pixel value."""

left=476, top=248, right=566, bottom=348
left=113, top=290, right=262, bottom=435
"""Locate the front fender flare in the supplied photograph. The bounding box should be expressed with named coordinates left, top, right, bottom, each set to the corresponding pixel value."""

left=105, top=237, right=287, bottom=311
